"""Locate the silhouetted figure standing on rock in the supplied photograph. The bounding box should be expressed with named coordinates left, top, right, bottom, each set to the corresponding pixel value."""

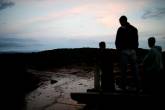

left=88, top=41, right=115, bottom=92
left=115, top=15, right=141, bottom=91
left=97, top=42, right=115, bottom=92
left=142, top=37, right=164, bottom=94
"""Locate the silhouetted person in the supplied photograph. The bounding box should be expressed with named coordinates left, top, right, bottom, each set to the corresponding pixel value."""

left=87, top=42, right=115, bottom=92
left=115, top=15, right=140, bottom=91
left=142, top=37, right=164, bottom=94
left=97, top=42, right=115, bottom=92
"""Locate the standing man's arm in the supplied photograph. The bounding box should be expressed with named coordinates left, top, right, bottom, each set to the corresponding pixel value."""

left=115, top=28, right=121, bottom=50
left=134, top=28, right=139, bottom=49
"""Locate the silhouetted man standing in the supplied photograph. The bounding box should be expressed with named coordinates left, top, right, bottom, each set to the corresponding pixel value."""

left=142, top=37, right=164, bottom=94
left=87, top=42, right=115, bottom=92
left=115, top=16, right=140, bottom=91
left=98, top=42, right=115, bottom=92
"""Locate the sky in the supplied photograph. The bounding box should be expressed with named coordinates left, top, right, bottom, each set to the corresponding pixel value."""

left=0, top=0, right=165, bottom=52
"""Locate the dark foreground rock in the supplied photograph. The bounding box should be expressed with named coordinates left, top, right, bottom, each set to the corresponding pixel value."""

left=0, top=48, right=164, bottom=110
left=71, top=92, right=164, bottom=109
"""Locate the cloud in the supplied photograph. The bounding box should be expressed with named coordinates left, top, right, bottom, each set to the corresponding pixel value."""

left=0, top=36, right=41, bottom=52
left=0, top=0, right=14, bottom=11
left=1, top=0, right=148, bottom=38
left=24, top=1, right=144, bottom=26
left=142, top=8, right=165, bottom=19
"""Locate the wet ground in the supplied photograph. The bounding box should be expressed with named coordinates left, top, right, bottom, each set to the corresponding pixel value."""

left=25, top=66, right=94, bottom=110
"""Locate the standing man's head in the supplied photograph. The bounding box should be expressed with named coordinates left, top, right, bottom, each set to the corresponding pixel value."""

left=99, top=41, right=106, bottom=49
left=148, top=37, right=155, bottom=48
left=119, top=15, right=127, bottom=26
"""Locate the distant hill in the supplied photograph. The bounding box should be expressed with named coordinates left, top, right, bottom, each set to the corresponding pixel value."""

left=0, top=48, right=164, bottom=69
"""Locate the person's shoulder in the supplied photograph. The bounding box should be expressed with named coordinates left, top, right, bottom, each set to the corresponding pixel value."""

left=117, top=27, right=126, bottom=33
left=155, top=45, right=162, bottom=49
left=133, top=25, right=137, bottom=31
left=128, top=23, right=137, bottom=30
left=118, top=26, right=123, bottom=30
left=132, top=25, right=137, bottom=29
left=154, top=46, right=162, bottom=52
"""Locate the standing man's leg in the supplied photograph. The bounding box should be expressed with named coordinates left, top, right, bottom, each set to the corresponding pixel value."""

left=120, top=50, right=129, bottom=90
left=130, top=50, right=141, bottom=90
left=94, top=65, right=101, bottom=90
left=101, top=69, right=115, bottom=92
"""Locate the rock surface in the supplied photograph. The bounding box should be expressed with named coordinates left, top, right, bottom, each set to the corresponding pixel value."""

left=25, top=66, right=94, bottom=110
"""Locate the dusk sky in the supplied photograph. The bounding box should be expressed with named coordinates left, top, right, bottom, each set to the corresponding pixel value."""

left=0, top=0, right=165, bottom=52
